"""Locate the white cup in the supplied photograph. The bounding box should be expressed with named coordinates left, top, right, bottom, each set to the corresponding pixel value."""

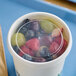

left=7, top=12, right=72, bottom=76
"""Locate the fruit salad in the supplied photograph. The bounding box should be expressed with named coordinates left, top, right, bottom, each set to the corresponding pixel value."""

left=11, top=19, right=68, bottom=62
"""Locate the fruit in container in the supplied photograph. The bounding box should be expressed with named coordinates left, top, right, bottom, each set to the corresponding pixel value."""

left=51, top=28, right=63, bottom=38
left=11, top=33, right=26, bottom=47
left=25, top=30, right=35, bottom=40
left=39, top=46, right=50, bottom=58
left=11, top=18, right=68, bottom=62
left=40, top=20, right=54, bottom=33
left=49, top=41, right=60, bottom=54
left=25, top=38, right=40, bottom=51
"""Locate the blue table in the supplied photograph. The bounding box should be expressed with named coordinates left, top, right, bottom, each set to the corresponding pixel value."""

left=0, top=0, right=76, bottom=76
left=68, top=0, right=76, bottom=3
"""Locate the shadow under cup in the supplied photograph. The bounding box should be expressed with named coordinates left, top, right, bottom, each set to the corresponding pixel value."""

left=7, top=12, right=72, bottom=76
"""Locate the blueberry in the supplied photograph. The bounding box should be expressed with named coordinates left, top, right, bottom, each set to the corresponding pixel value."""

left=39, top=46, right=51, bottom=58
left=21, top=19, right=30, bottom=25
left=19, top=26, right=27, bottom=35
left=22, top=54, right=33, bottom=61
left=46, top=56, right=52, bottom=61
left=13, top=46, right=19, bottom=54
left=23, top=19, right=30, bottom=24
left=25, top=22, right=31, bottom=29
left=25, top=30, right=35, bottom=40
left=16, top=19, right=30, bottom=32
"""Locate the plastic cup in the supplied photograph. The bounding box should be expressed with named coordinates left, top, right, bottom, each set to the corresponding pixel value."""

left=7, top=12, right=72, bottom=76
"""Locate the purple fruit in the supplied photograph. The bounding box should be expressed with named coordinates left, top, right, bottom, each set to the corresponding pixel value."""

left=29, top=21, right=40, bottom=31
left=32, top=21, right=40, bottom=31
left=39, top=35, right=52, bottom=47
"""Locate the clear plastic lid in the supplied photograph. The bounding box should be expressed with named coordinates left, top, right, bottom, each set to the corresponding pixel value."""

left=15, top=19, right=63, bottom=61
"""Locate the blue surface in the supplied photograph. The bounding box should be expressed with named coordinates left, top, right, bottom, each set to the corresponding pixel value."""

left=0, top=0, right=76, bottom=76
left=68, top=0, right=76, bottom=3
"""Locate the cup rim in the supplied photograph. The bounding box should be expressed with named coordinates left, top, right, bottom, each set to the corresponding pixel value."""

left=7, top=12, right=72, bottom=65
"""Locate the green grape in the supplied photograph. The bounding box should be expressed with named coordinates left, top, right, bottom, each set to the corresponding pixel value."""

left=40, top=20, right=55, bottom=33
left=11, top=33, right=26, bottom=47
